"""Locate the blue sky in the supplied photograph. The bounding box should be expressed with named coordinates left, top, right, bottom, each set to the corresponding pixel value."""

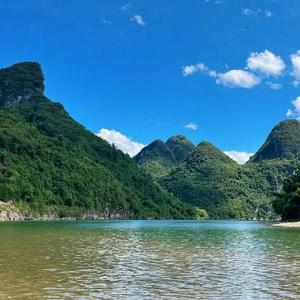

left=1, top=0, right=300, bottom=162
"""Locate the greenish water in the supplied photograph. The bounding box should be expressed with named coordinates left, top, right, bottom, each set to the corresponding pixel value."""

left=0, top=221, right=300, bottom=299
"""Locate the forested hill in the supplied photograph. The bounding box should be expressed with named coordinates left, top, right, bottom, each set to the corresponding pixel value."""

left=250, top=120, right=300, bottom=162
left=0, top=62, right=195, bottom=219
left=135, top=120, right=300, bottom=220
left=134, top=136, right=195, bottom=178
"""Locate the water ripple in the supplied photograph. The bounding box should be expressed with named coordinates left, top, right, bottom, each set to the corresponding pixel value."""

left=0, top=220, right=299, bottom=299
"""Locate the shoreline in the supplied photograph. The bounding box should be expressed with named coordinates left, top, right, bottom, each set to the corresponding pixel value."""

left=0, top=201, right=124, bottom=221
left=273, top=221, right=300, bottom=228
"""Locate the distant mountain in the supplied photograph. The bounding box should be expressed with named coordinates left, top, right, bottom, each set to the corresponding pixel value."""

left=250, top=120, right=300, bottom=162
left=0, top=62, right=195, bottom=219
left=160, top=141, right=299, bottom=219
left=160, top=141, right=239, bottom=212
left=160, top=142, right=261, bottom=219
left=134, top=136, right=195, bottom=178
left=135, top=121, right=300, bottom=220
left=166, top=135, right=196, bottom=162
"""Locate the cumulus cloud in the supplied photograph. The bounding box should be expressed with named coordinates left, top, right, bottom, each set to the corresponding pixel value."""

left=266, top=81, right=282, bottom=90
left=247, top=50, right=286, bottom=76
left=291, top=50, right=300, bottom=87
left=96, top=129, right=146, bottom=157
left=216, top=69, right=261, bottom=88
left=185, top=122, right=198, bottom=130
left=182, top=50, right=287, bottom=89
left=286, top=96, right=300, bottom=120
left=182, top=63, right=259, bottom=88
left=224, top=151, right=254, bottom=164
left=131, top=15, right=146, bottom=26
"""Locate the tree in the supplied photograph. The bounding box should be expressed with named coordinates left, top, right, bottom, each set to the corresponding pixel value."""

left=273, top=170, right=300, bottom=220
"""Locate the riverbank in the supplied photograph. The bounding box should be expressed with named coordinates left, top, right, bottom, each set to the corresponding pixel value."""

left=273, top=221, right=300, bottom=228
left=0, top=201, right=56, bottom=221
left=0, top=201, right=124, bottom=221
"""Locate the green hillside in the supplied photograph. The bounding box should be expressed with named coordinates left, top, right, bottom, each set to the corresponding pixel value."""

left=160, top=142, right=299, bottom=219
left=273, top=169, right=300, bottom=220
left=134, top=136, right=195, bottom=178
left=250, top=120, right=300, bottom=162
left=135, top=121, right=300, bottom=220
left=165, top=135, right=196, bottom=162
left=0, top=62, right=195, bottom=219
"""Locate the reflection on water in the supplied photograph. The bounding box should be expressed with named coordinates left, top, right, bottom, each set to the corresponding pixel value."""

left=0, top=220, right=300, bottom=299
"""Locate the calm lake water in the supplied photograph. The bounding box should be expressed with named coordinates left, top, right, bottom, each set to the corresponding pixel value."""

left=0, top=220, right=300, bottom=299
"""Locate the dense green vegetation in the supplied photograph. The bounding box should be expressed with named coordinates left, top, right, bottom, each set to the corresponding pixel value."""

left=134, top=140, right=177, bottom=178
left=135, top=121, right=300, bottom=220
left=165, top=135, right=196, bottom=162
left=250, top=120, right=300, bottom=162
left=0, top=62, right=195, bottom=219
left=2, top=62, right=299, bottom=221
left=161, top=142, right=272, bottom=219
left=0, top=62, right=44, bottom=108
left=134, top=136, right=195, bottom=179
left=273, top=169, right=300, bottom=220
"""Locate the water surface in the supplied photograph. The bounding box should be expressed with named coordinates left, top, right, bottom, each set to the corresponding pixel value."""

left=0, top=220, right=300, bottom=299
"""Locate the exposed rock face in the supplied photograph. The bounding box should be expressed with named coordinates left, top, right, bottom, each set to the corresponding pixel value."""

left=0, top=201, right=124, bottom=221
left=0, top=62, right=44, bottom=108
left=0, top=201, right=25, bottom=221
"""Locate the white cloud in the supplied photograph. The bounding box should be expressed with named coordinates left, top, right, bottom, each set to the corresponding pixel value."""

left=286, top=108, right=294, bottom=117
left=286, top=96, right=300, bottom=120
left=101, top=19, right=112, bottom=27
left=182, top=63, right=217, bottom=77
left=265, top=10, right=273, bottom=18
left=182, top=65, right=201, bottom=76
left=185, top=122, right=198, bottom=130
left=293, top=97, right=300, bottom=111
left=291, top=50, right=300, bottom=87
left=224, top=151, right=254, bottom=164
left=131, top=15, right=146, bottom=26
left=217, top=69, right=261, bottom=88
left=121, top=3, right=131, bottom=11
left=266, top=81, right=282, bottom=90
left=182, top=63, right=259, bottom=88
left=247, top=50, right=285, bottom=76
left=242, top=8, right=260, bottom=16
left=96, top=129, right=146, bottom=157
left=242, top=8, right=272, bottom=18
left=182, top=50, right=287, bottom=89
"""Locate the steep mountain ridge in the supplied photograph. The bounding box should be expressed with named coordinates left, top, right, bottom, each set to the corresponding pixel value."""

left=166, top=135, right=196, bottom=162
left=0, top=62, right=44, bottom=108
left=250, top=120, right=300, bottom=162
left=136, top=120, right=300, bottom=219
left=134, top=136, right=195, bottom=178
left=0, top=62, right=195, bottom=219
